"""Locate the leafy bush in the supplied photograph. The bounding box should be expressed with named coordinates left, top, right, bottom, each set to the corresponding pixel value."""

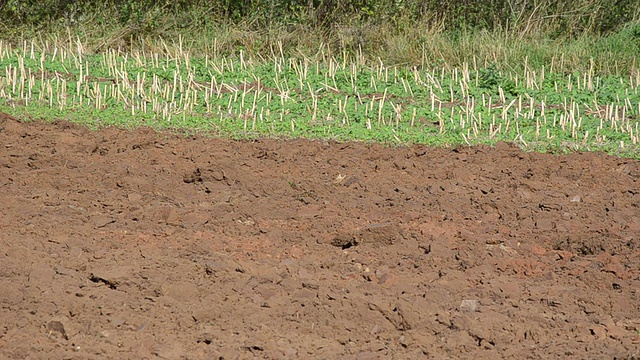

left=0, top=0, right=638, bottom=39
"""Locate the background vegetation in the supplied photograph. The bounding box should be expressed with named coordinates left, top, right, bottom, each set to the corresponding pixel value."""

left=1, top=0, right=639, bottom=74
left=2, top=0, right=638, bottom=33
left=1, top=0, right=639, bottom=157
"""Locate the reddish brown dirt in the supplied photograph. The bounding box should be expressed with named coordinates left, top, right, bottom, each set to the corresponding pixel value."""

left=1, top=112, right=640, bottom=359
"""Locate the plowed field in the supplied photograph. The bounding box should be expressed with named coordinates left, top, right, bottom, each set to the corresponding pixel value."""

left=1, top=112, right=639, bottom=359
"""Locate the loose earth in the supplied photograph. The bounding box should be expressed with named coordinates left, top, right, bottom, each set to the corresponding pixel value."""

left=1, top=112, right=639, bottom=359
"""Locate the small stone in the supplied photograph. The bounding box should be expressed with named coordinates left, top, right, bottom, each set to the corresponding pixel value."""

left=127, top=193, right=142, bottom=202
left=570, top=195, right=582, bottom=203
left=590, top=325, right=607, bottom=339
left=370, top=325, right=380, bottom=334
left=92, top=214, right=115, bottom=228
left=399, top=335, right=412, bottom=347
left=460, top=299, right=480, bottom=312
left=109, top=317, right=125, bottom=327
left=46, top=320, right=68, bottom=340
left=293, top=289, right=316, bottom=299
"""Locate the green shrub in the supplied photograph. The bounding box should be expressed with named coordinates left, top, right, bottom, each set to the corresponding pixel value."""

left=1, top=0, right=637, bottom=34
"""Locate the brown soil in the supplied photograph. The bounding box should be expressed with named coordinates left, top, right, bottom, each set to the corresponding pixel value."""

left=1, top=111, right=640, bottom=359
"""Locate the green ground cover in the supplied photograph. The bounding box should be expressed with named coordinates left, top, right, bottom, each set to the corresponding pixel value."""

left=1, top=38, right=638, bottom=157
left=1, top=0, right=639, bottom=156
